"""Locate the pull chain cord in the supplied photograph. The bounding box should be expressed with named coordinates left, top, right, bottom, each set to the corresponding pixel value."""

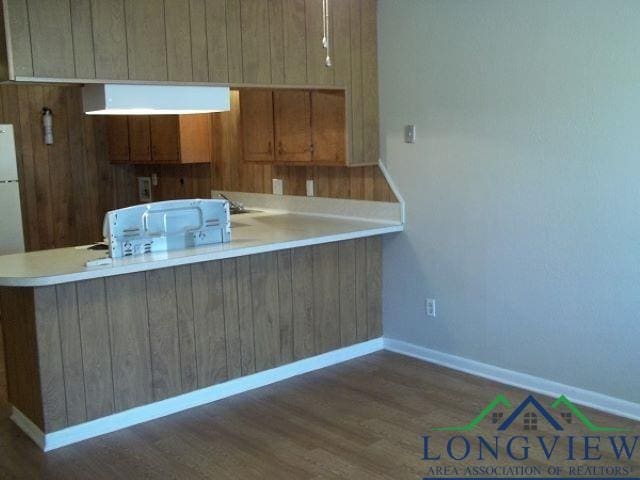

left=322, top=0, right=332, bottom=67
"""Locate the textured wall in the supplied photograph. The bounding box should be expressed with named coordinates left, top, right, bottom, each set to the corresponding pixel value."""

left=379, top=0, right=640, bottom=402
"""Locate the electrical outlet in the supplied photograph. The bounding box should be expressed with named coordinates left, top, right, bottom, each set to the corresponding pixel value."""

left=138, top=176, right=152, bottom=202
left=426, top=298, right=436, bottom=317
left=272, top=178, right=283, bottom=195
left=306, top=179, right=315, bottom=197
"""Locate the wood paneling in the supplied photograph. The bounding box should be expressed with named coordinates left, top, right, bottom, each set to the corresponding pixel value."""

left=125, top=0, right=168, bottom=81
left=250, top=252, right=280, bottom=371
left=146, top=268, right=182, bottom=401
left=191, top=260, right=228, bottom=387
left=189, top=0, right=209, bottom=82
left=365, top=235, right=382, bottom=338
left=0, top=287, right=43, bottom=429
left=174, top=265, right=198, bottom=391
left=282, top=0, right=307, bottom=85
left=225, top=0, right=243, bottom=83
left=28, top=0, right=75, bottom=78
left=221, top=258, right=242, bottom=379
left=268, top=0, right=285, bottom=84
left=241, top=0, right=271, bottom=84
left=76, top=279, right=115, bottom=420
left=360, top=0, right=379, bottom=166
left=164, top=0, right=193, bottom=82
left=0, top=84, right=132, bottom=252
left=291, top=246, right=314, bottom=360
left=338, top=240, right=357, bottom=346
left=5, top=0, right=33, bottom=77
left=69, top=0, right=96, bottom=79
left=236, top=256, right=256, bottom=375
left=91, top=0, right=128, bottom=79
left=276, top=250, right=294, bottom=364
left=0, top=238, right=383, bottom=432
left=33, top=286, right=67, bottom=431
left=349, top=0, right=364, bottom=167
left=305, top=0, right=333, bottom=86
left=105, top=274, right=154, bottom=412
left=205, top=0, right=229, bottom=83
left=56, top=282, right=87, bottom=426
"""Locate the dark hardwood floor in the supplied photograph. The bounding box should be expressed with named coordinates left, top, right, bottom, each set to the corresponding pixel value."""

left=0, top=351, right=638, bottom=479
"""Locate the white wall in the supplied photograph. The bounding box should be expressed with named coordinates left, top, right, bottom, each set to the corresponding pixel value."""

left=379, top=0, right=640, bottom=403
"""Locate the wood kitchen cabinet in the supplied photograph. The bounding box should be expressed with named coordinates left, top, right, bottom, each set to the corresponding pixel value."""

left=106, top=114, right=212, bottom=165
left=240, top=89, right=275, bottom=163
left=241, top=88, right=346, bottom=166
left=274, top=90, right=312, bottom=163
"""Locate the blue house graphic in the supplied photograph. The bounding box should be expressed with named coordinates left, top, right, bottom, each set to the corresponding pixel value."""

left=498, top=395, right=563, bottom=431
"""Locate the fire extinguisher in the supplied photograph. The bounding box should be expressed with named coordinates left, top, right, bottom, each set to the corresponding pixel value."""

left=42, top=107, right=53, bottom=145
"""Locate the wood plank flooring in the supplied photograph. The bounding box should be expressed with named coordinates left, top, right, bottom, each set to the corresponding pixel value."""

left=0, top=351, right=638, bottom=479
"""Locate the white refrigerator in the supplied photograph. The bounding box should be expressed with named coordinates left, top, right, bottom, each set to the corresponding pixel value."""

left=0, top=125, right=25, bottom=255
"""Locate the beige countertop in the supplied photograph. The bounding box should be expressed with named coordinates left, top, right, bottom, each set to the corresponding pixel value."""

left=0, top=210, right=403, bottom=287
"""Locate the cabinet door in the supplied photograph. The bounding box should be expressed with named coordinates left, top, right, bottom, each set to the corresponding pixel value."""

left=178, top=115, right=212, bottom=164
left=128, top=117, right=152, bottom=163
left=149, top=116, right=180, bottom=163
left=240, top=89, right=275, bottom=163
left=274, top=90, right=311, bottom=163
left=311, top=90, right=346, bottom=165
left=106, top=116, right=130, bottom=164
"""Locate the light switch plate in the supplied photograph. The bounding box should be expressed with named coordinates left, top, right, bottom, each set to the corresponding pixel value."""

left=138, top=176, right=152, bottom=202
left=405, top=125, right=416, bottom=144
left=272, top=178, right=283, bottom=195
left=306, top=179, right=314, bottom=197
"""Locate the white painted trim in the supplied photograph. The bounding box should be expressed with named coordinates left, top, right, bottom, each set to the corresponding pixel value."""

left=17, top=339, right=383, bottom=452
left=383, top=338, right=640, bottom=423
left=11, top=407, right=45, bottom=450
left=378, top=160, right=406, bottom=224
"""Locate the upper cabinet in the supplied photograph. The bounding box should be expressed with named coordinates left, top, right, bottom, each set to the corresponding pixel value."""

left=107, top=114, right=212, bottom=165
left=241, top=88, right=346, bottom=166
left=0, top=0, right=378, bottom=165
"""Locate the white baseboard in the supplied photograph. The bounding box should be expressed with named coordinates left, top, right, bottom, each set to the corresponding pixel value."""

left=383, top=338, right=640, bottom=423
left=11, top=407, right=45, bottom=450
left=16, top=338, right=383, bottom=452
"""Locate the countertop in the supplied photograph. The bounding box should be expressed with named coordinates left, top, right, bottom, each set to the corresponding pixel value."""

left=0, top=210, right=403, bottom=287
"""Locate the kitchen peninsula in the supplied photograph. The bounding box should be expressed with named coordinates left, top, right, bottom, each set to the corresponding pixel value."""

left=0, top=194, right=403, bottom=451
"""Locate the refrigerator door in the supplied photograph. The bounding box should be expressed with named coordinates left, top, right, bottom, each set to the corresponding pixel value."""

left=0, top=125, right=18, bottom=180
left=0, top=182, right=25, bottom=254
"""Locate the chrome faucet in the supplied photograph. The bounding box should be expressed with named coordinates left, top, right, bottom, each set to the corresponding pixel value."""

left=218, top=193, right=245, bottom=214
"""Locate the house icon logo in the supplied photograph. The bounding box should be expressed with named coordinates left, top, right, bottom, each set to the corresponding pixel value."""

left=433, top=393, right=628, bottom=432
